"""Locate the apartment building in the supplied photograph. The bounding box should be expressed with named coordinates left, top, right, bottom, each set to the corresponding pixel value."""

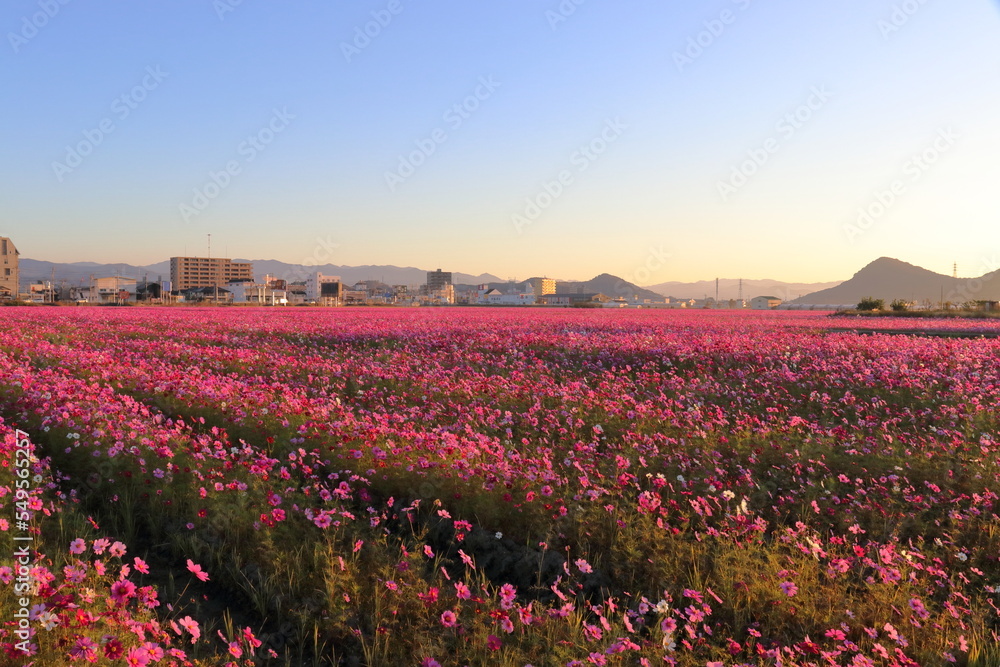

left=426, top=269, right=452, bottom=291
left=0, top=237, right=19, bottom=299
left=170, top=256, right=253, bottom=291
left=532, top=277, right=555, bottom=297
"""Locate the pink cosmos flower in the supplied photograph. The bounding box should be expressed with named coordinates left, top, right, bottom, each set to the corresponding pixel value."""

left=499, top=583, right=516, bottom=609
left=69, top=538, right=87, bottom=555
left=103, top=638, right=125, bottom=659
left=133, top=557, right=150, bottom=574
left=70, top=637, right=99, bottom=661
left=110, top=579, right=137, bottom=603
left=186, top=559, right=209, bottom=582
left=124, top=647, right=150, bottom=667
left=455, top=581, right=471, bottom=600
left=178, top=615, right=201, bottom=642
left=908, top=597, right=929, bottom=619
left=440, top=610, right=458, bottom=627
left=779, top=581, right=798, bottom=597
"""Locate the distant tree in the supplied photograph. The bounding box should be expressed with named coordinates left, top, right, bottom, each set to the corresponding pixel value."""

left=890, top=299, right=909, bottom=312
left=857, top=297, right=884, bottom=311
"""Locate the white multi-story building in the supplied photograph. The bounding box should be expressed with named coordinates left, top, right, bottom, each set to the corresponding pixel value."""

left=77, top=276, right=137, bottom=303
left=227, top=281, right=288, bottom=305
left=305, top=272, right=342, bottom=302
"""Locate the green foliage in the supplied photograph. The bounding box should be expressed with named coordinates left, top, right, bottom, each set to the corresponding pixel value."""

left=890, top=299, right=909, bottom=312
left=856, top=296, right=884, bottom=311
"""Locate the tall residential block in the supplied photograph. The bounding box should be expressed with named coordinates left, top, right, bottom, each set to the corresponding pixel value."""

left=426, top=269, right=452, bottom=291
left=170, top=256, right=253, bottom=291
left=532, top=277, right=555, bottom=297
left=0, top=237, right=19, bottom=299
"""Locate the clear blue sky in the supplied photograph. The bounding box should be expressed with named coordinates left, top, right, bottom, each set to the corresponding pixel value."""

left=2, top=0, right=999, bottom=283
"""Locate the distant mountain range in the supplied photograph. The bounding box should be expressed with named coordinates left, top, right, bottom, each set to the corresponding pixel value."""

left=646, top=278, right=841, bottom=302
left=19, top=259, right=503, bottom=288
left=463, top=274, right=666, bottom=302
left=555, top=273, right=666, bottom=301
left=790, top=257, right=1000, bottom=305
left=20, top=256, right=996, bottom=306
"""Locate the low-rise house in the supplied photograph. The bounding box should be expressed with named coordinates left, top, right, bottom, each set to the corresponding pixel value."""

left=540, top=293, right=609, bottom=306
left=751, top=296, right=783, bottom=310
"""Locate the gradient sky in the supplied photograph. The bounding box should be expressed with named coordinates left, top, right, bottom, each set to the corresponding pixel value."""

left=2, top=0, right=999, bottom=284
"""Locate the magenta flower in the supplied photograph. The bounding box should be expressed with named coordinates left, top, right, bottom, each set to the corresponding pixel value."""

left=440, top=610, right=458, bottom=628
left=178, top=615, right=201, bottom=643
left=124, top=646, right=150, bottom=667
left=110, top=579, right=137, bottom=603
left=186, top=559, right=209, bottom=582
left=455, top=581, right=471, bottom=600
left=779, top=581, right=798, bottom=597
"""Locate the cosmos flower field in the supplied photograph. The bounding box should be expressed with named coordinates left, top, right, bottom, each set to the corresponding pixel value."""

left=0, top=307, right=998, bottom=666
